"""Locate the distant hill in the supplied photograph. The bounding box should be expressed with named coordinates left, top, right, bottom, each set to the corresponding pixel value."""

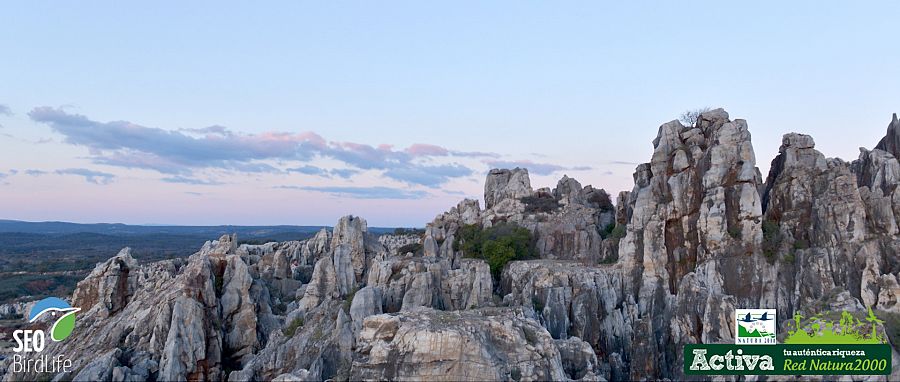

left=0, top=219, right=399, bottom=236
left=0, top=219, right=410, bottom=304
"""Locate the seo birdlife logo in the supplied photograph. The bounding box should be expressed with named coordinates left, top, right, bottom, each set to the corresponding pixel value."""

left=11, top=297, right=78, bottom=374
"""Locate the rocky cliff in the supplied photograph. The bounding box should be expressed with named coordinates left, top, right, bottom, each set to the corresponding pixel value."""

left=2, top=109, right=899, bottom=381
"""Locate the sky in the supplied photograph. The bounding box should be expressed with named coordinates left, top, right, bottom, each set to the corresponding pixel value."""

left=1, top=1, right=899, bottom=227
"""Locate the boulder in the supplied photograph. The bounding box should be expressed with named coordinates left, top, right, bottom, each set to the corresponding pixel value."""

left=349, top=286, right=383, bottom=334
left=72, top=247, right=139, bottom=316
left=484, top=168, right=533, bottom=209
left=352, top=307, right=567, bottom=381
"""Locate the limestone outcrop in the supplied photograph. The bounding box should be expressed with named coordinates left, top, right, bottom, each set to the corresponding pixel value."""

left=351, top=307, right=568, bottom=381
left=484, top=168, right=533, bottom=209
left=4, top=109, right=899, bottom=381
left=71, top=247, right=139, bottom=316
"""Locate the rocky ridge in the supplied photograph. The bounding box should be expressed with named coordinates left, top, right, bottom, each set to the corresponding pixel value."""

left=1, top=109, right=898, bottom=381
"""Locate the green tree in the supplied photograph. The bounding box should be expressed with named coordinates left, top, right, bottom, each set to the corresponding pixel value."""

left=454, top=222, right=535, bottom=277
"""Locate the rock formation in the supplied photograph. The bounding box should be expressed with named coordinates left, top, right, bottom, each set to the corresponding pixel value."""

left=3, top=109, right=899, bottom=381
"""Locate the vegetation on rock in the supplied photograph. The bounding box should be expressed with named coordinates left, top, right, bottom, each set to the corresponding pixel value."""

left=283, top=317, right=304, bottom=337
left=761, top=219, right=783, bottom=260
left=521, top=194, right=561, bottom=213
left=454, top=222, right=536, bottom=277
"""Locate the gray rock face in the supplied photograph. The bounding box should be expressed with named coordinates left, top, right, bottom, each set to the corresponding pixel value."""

left=425, top=171, right=618, bottom=266
left=71, top=349, right=121, bottom=382
left=501, top=260, right=628, bottom=378
left=352, top=307, right=567, bottom=381
left=71, top=247, right=139, bottom=316
left=8, top=234, right=285, bottom=382
left=331, top=215, right=370, bottom=285
left=349, top=286, right=383, bottom=335
left=484, top=168, right=533, bottom=209
left=297, top=256, right=340, bottom=312
left=854, top=141, right=900, bottom=236
left=614, top=110, right=766, bottom=378
left=378, top=233, right=422, bottom=255
left=0, top=301, right=29, bottom=320
left=422, top=199, right=481, bottom=263
left=221, top=254, right=262, bottom=366
left=875, top=112, right=900, bottom=159
left=555, top=337, right=601, bottom=380
left=7, top=109, right=900, bottom=382
left=297, top=215, right=386, bottom=313
left=441, top=259, right=493, bottom=310
left=365, top=255, right=492, bottom=313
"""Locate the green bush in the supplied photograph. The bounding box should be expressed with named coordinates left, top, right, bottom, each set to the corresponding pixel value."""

left=454, top=222, right=535, bottom=277
left=728, top=226, right=742, bottom=239
left=483, top=240, right=517, bottom=276
left=601, top=223, right=615, bottom=239
left=587, top=190, right=614, bottom=212
left=762, top=219, right=782, bottom=259
left=343, top=288, right=357, bottom=313
left=793, top=239, right=809, bottom=250
left=214, top=274, right=224, bottom=296
left=283, top=317, right=304, bottom=337
left=609, top=224, right=626, bottom=240
left=782, top=253, right=795, bottom=264
left=532, top=296, right=544, bottom=312
left=600, top=254, right=618, bottom=264
left=520, top=195, right=561, bottom=213
left=397, top=242, right=423, bottom=255
left=393, top=227, right=425, bottom=236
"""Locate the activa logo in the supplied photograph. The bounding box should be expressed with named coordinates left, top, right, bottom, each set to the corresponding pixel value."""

left=735, top=309, right=776, bottom=345
left=11, top=297, right=78, bottom=375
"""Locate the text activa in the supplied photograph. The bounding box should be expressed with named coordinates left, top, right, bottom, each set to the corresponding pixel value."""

left=689, top=349, right=775, bottom=371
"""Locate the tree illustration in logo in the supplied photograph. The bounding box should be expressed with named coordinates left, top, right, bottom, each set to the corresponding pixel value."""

left=784, top=306, right=886, bottom=344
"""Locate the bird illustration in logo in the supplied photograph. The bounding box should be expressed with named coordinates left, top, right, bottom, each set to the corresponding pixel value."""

left=28, top=297, right=80, bottom=341
left=758, top=312, right=773, bottom=321
left=737, top=313, right=757, bottom=323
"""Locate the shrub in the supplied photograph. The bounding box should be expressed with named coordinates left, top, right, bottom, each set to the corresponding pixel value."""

left=397, top=242, right=423, bottom=255
left=728, top=225, right=742, bottom=239
left=454, top=224, right=483, bottom=254
left=587, top=190, right=614, bottom=212
left=782, top=253, right=795, bottom=264
left=601, top=223, right=626, bottom=240
left=393, top=227, right=425, bottom=236
left=454, top=222, right=536, bottom=277
left=601, top=223, right=615, bottom=238
left=679, top=107, right=712, bottom=126
left=283, top=317, right=304, bottom=337
left=483, top=240, right=517, bottom=278
left=214, top=274, right=224, bottom=296
left=343, top=288, right=357, bottom=313
left=793, top=239, right=809, bottom=250
left=532, top=296, right=544, bottom=312
left=238, top=239, right=270, bottom=246
left=762, top=219, right=782, bottom=259
left=521, top=195, right=561, bottom=213
left=600, top=255, right=618, bottom=264
left=510, top=366, right=522, bottom=382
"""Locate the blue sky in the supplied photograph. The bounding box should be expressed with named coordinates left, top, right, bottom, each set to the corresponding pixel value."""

left=1, top=1, right=899, bottom=226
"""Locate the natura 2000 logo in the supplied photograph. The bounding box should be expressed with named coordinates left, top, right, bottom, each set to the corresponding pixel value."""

left=10, top=297, right=78, bottom=374
left=735, top=309, right=776, bottom=345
